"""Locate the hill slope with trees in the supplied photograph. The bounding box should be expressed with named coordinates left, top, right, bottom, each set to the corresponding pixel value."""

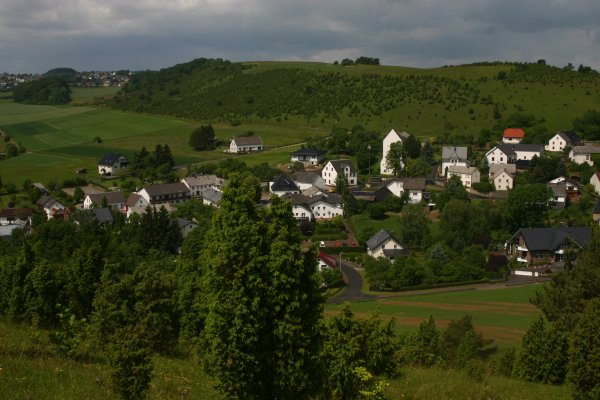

left=105, top=58, right=600, bottom=136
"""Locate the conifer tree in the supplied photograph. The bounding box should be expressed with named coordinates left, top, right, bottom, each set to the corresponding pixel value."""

left=202, top=174, right=323, bottom=400
left=568, top=298, right=600, bottom=399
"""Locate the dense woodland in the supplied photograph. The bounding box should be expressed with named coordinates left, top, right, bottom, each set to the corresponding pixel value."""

left=12, top=76, right=72, bottom=105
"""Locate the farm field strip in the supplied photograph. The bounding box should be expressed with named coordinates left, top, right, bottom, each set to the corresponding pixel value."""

left=326, top=284, right=542, bottom=344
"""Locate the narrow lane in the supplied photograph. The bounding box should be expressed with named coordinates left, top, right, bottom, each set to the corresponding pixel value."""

left=327, top=256, right=375, bottom=304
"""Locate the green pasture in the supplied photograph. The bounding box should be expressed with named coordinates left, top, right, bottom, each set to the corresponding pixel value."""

left=350, top=213, right=402, bottom=242
left=327, top=284, right=542, bottom=344
left=70, top=86, right=120, bottom=100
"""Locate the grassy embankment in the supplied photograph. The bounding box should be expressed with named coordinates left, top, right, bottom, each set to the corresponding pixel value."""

left=1, top=284, right=570, bottom=400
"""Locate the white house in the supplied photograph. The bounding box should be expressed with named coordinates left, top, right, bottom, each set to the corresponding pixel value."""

left=201, top=188, right=222, bottom=208
left=181, top=174, right=226, bottom=197
left=490, top=170, right=515, bottom=191
left=489, top=164, right=516, bottom=181
left=441, top=146, right=469, bottom=176
left=289, top=191, right=344, bottom=220
left=137, top=182, right=191, bottom=205
left=229, top=136, right=263, bottom=153
left=269, top=175, right=300, bottom=196
left=176, top=217, right=197, bottom=238
left=485, top=144, right=543, bottom=166
left=545, top=131, right=580, bottom=152
left=126, top=193, right=148, bottom=212
left=590, top=172, right=600, bottom=195
left=569, top=146, right=600, bottom=166
left=98, top=153, right=129, bottom=176
left=36, top=195, right=66, bottom=219
left=380, top=129, right=410, bottom=175
left=383, top=178, right=426, bottom=204
left=447, top=166, right=480, bottom=189
left=290, top=172, right=327, bottom=191
left=366, top=229, right=406, bottom=260
left=83, top=191, right=126, bottom=211
left=502, top=128, right=525, bottom=144
left=322, top=159, right=357, bottom=186
left=290, top=147, right=326, bottom=165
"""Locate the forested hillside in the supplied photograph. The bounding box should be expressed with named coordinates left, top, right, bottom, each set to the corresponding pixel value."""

left=106, top=58, right=600, bottom=135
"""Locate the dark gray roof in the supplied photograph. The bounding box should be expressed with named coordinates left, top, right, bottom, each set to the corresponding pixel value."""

left=442, top=146, right=468, bottom=161
left=510, top=227, right=592, bottom=251
left=492, top=143, right=543, bottom=157
left=271, top=175, right=300, bottom=193
left=98, top=153, right=125, bottom=166
left=383, top=248, right=408, bottom=257
left=571, top=145, right=600, bottom=155
left=548, top=182, right=566, bottom=198
left=593, top=199, right=600, bottom=214
left=366, top=229, right=401, bottom=251
left=232, top=136, right=263, bottom=146
left=386, top=177, right=427, bottom=190
left=291, top=147, right=326, bottom=157
left=289, top=192, right=342, bottom=207
left=88, top=191, right=126, bottom=205
left=557, top=131, right=580, bottom=145
left=91, top=208, right=114, bottom=224
left=176, top=217, right=196, bottom=229
left=329, top=159, right=356, bottom=174
left=201, top=188, right=222, bottom=204
left=144, top=182, right=190, bottom=196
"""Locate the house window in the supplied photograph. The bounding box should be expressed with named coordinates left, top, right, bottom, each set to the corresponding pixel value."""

left=492, top=157, right=495, bottom=162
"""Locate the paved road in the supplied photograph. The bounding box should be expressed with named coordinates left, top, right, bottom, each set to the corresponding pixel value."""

left=327, top=257, right=375, bottom=304
left=327, top=259, right=550, bottom=304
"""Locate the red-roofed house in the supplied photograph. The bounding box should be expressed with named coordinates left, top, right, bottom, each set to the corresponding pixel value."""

left=503, top=128, right=525, bottom=144
left=318, top=251, right=338, bottom=272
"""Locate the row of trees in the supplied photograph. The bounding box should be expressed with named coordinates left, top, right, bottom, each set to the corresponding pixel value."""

left=12, top=77, right=71, bottom=105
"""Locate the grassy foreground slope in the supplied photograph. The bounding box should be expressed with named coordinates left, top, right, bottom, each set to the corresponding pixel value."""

left=106, top=59, right=600, bottom=137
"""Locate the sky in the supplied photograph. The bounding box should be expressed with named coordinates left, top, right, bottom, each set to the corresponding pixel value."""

left=1, top=0, right=599, bottom=73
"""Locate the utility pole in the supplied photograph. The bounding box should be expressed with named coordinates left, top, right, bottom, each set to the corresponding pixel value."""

left=367, top=144, right=371, bottom=187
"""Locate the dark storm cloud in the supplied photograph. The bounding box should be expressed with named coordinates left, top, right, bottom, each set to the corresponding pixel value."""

left=0, top=0, right=598, bottom=73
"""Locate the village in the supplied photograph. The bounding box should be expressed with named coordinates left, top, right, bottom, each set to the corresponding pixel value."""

left=2, top=126, right=599, bottom=288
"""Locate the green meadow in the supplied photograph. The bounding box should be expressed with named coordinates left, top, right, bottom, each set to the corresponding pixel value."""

left=0, top=100, right=327, bottom=186
left=326, top=284, right=541, bottom=345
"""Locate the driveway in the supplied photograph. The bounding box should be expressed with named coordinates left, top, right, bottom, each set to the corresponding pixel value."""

left=327, top=256, right=375, bottom=304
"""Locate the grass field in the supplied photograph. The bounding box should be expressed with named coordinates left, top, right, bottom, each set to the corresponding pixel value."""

left=326, top=284, right=542, bottom=345
left=0, top=283, right=570, bottom=400
left=0, top=99, right=328, bottom=186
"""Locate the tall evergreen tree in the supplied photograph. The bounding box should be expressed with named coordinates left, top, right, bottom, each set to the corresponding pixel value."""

left=202, top=175, right=323, bottom=400
left=568, top=298, right=600, bottom=400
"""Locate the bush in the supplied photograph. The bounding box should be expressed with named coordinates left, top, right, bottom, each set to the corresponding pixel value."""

left=472, top=181, right=493, bottom=193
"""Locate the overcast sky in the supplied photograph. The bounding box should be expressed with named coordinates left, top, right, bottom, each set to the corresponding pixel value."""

left=1, top=0, right=599, bottom=73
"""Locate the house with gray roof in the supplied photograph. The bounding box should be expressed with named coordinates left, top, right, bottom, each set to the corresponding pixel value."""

left=181, top=174, right=226, bottom=196
left=290, top=172, right=327, bottom=191
left=137, top=182, right=191, bottom=205
left=291, top=147, right=326, bottom=165
left=269, top=175, right=300, bottom=196
left=486, top=144, right=544, bottom=167
left=83, top=191, right=126, bottom=211
left=506, top=227, right=591, bottom=265
left=366, top=229, right=407, bottom=260
left=98, top=153, right=129, bottom=176
left=383, top=177, right=427, bottom=204
left=289, top=191, right=343, bottom=221
left=447, top=166, right=480, bottom=189
left=322, top=159, right=358, bottom=186
left=569, top=145, right=600, bottom=166
left=546, top=130, right=580, bottom=152
left=176, top=217, right=198, bottom=238
left=441, top=146, right=469, bottom=176
left=201, top=188, right=222, bottom=208
left=229, top=136, right=263, bottom=153
left=36, top=195, right=66, bottom=219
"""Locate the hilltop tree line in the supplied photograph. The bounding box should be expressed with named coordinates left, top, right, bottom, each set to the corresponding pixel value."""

left=12, top=76, right=71, bottom=105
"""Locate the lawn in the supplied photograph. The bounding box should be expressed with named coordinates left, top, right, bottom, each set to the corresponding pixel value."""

left=326, top=284, right=542, bottom=345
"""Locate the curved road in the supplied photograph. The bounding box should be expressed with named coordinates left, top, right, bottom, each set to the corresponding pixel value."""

left=327, top=256, right=375, bottom=304
left=327, top=256, right=550, bottom=304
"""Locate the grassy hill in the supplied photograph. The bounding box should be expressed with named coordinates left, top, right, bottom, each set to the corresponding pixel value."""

left=1, top=285, right=571, bottom=400
left=105, top=59, right=600, bottom=138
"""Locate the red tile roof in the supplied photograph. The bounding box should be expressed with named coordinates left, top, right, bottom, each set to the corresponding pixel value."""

left=503, top=128, right=525, bottom=139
